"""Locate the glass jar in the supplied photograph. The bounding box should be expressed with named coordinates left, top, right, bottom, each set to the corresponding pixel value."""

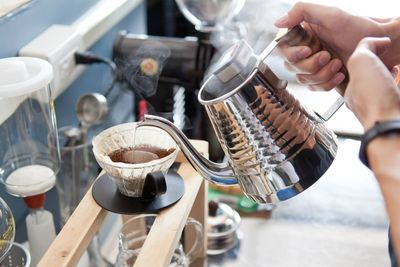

left=0, top=57, right=60, bottom=198
left=57, top=126, right=99, bottom=225
left=116, top=214, right=204, bottom=267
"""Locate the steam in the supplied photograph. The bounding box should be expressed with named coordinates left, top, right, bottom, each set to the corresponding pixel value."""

left=210, top=0, right=291, bottom=52
left=119, top=41, right=171, bottom=98
left=207, top=0, right=293, bottom=80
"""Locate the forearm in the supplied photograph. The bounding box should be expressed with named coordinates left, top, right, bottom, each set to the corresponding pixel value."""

left=367, top=135, right=400, bottom=261
left=381, top=17, right=400, bottom=68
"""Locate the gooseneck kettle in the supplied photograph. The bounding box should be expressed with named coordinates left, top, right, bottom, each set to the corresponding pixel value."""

left=138, top=25, right=347, bottom=203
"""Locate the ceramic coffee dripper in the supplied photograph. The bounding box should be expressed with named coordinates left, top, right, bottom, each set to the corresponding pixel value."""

left=92, top=123, right=179, bottom=198
left=115, top=214, right=204, bottom=267
left=137, top=25, right=347, bottom=204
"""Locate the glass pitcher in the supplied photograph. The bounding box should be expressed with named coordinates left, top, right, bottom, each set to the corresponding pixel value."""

left=0, top=57, right=60, bottom=198
left=116, top=214, right=204, bottom=267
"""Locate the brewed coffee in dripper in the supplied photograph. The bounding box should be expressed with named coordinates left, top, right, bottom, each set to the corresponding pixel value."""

left=92, top=123, right=179, bottom=197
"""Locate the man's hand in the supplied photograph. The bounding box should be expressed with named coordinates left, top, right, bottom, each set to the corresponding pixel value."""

left=274, top=2, right=391, bottom=91
left=345, top=37, right=400, bottom=130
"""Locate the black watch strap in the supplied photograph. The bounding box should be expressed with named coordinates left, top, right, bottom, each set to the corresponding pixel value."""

left=359, top=119, right=400, bottom=168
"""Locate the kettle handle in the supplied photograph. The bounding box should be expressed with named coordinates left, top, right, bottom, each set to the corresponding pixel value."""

left=278, top=24, right=348, bottom=95
left=277, top=24, right=348, bottom=120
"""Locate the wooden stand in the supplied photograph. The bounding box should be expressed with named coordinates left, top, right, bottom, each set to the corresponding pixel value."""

left=38, top=140, right=209, bottom=267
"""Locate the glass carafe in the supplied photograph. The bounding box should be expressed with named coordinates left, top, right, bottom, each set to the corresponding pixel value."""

left=0, top=57, right=60, bottom=198
left=116, top=214, right=204, bottom=267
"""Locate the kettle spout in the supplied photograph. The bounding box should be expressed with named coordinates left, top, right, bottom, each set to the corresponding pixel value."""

left=139, top=115, right=237, bottom=185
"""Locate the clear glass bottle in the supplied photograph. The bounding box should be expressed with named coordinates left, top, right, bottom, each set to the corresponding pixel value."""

left=0, top=57, right=60, bottom=266
left=0, top=57, right=60, bottom=198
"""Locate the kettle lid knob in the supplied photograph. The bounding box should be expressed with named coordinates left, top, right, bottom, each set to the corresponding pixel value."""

left=200, top=40, right=258, bottom=102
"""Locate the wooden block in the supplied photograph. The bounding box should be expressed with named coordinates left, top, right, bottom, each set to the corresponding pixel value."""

left=133, top=163, right=204, bottom=267
left=209, top=183, right=243, bottom=195
left=37, top=183, right=107, bottom=267
left=185, top=179, right=208, bottom=259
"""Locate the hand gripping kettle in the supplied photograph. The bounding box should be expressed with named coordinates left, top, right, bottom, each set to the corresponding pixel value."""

left=138, top=25, right=344, bottom=203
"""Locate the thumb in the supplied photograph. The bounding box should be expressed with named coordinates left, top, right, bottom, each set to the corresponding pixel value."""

left=348, top=37, right=391, bottom=71
left=356, top=37, right=391, bottom=56
left=275, top=2, right=335, bottom=28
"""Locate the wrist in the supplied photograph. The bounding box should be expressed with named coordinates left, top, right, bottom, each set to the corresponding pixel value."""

left=382, top=17, right=400, bottom=35
left=359, top=119, right=400, bottom=168
left=362, top=111, right=400, bottom=131
left=367, top=133, right=400, bottom=178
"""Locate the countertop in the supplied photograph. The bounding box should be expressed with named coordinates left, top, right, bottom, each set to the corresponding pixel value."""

left=200, top=139, right=389, bottom=267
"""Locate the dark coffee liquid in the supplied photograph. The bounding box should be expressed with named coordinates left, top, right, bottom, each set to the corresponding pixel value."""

left=109, top=146, right=175, bottom=164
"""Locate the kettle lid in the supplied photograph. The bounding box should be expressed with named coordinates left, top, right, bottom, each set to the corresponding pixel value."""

left=207, top=200, right=241, bottom=254
left=0, top=57, right=53, bottom=98
left=207, top=200, right=240, bottom=236
left=199, top=40, right=258, bottom=103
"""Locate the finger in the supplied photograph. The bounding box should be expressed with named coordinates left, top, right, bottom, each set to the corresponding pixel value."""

left=308, top=73, right=346, bottom=91
left=348, top=37, right=391, bottom=72
left=357, top=37, right=391, bottom=56
left=274, top=2, right=339, bottom=28
left=296, top=58, right=343, bottom=85
left=283, top=61, right=297, bottom=72
left=286, top=51, right=331, bottom=74
left=393, top=65, right=400, bottom=85
left=277, top=44, right=312, bottom=63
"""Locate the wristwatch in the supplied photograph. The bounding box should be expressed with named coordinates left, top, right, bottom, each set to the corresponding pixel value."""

left=359, top=119, right=400, bottom=168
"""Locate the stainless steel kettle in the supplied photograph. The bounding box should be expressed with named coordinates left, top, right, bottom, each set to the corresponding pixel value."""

left=138, top=25, right=345, bottom=203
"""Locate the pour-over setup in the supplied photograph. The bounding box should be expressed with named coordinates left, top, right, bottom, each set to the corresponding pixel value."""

left=88, top=6, right=348, bottom=265
left=82, top=22, right=346, bottom=267
left=0, top=1, right=353, bottom=265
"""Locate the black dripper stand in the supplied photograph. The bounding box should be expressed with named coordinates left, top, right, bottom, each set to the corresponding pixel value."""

left=92, top=169, right=184, bottom=214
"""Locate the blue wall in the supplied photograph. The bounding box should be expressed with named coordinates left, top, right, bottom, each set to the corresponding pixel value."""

left=0, top=0, right=146, bottom=242
left=0, top=0, right=98, bottom=59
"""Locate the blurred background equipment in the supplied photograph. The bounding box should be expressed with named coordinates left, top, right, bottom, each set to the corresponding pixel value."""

left=75, top=93, right=109, bottom=144
left=56, top=93, right=109, bottom=267
left=207, top=200, right=241, bottom=255
left=0, top=242, right=31, bottom=267
left=0, top=197, right=15, bottom=262
left=112, top=0, right=246, bottom=161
